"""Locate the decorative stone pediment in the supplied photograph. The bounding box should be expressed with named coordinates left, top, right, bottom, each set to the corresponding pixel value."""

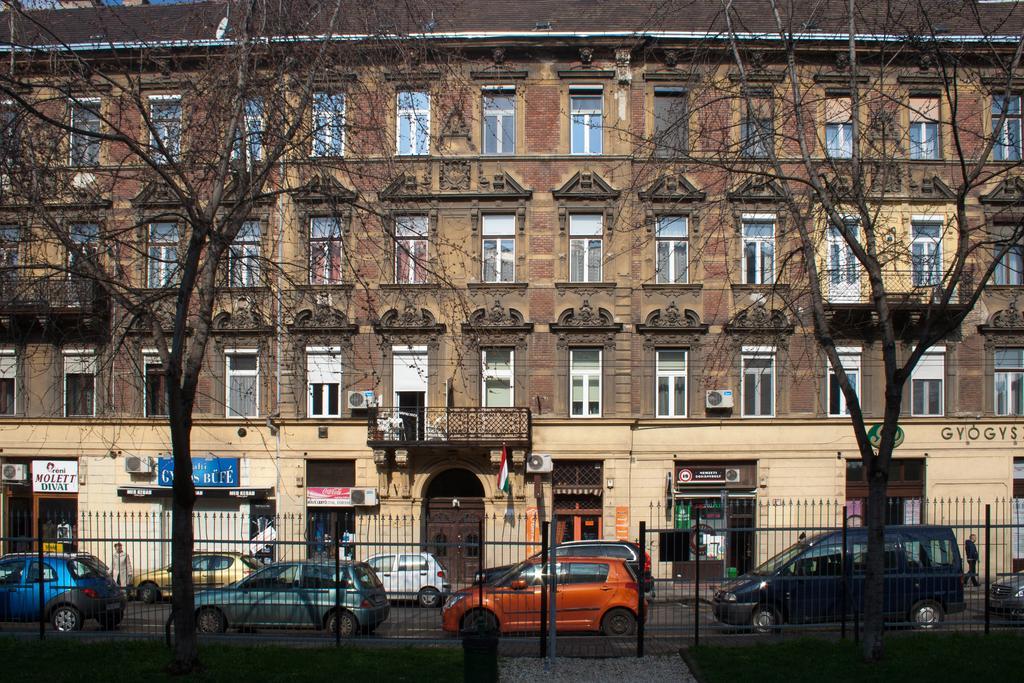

left=463, top=300, right=533, bottom=332
left=980, top=177, right=1024, bottom=205
left=289, top=301, right=358, bottom=334
left=379, top=172, right=431, bottom=201
left=552, top=171, right=620, bottom=201
left=550, top=300, right=622, bottom=333
left=132, top=180, right=181, bottom=207
left=213, top=299, right=270, bottom=333
left=477, top=172, right=532, bottom=199
left=725, top=304, right=793, bottom=334
left=381, top=169, right=532, bottom=201
left=980, top=299, right=1024, bottom=335
left=374, top=304, right=446, bottom=336
left=294, top=173, right=357, bottom=205
left=639, top=174, right=705, bottom=202
left=908, top=174, right=955, bottom=200
left=727, top=176, right=786, bottom=203
left=637, top=302, right=709, bottom=334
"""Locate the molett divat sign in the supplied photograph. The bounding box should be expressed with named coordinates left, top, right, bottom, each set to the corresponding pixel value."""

left=157, top=457, right=239, bottom=488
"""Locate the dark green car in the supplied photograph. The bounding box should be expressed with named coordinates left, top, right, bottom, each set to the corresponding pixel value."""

left=193, top=561, right=389, bottom=637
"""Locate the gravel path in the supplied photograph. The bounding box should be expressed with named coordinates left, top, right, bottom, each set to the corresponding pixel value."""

left=499, top=655, right=695, bottom=683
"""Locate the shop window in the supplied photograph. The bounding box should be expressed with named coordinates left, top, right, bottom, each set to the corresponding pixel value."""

left=846, top=459, right=924, bottom=525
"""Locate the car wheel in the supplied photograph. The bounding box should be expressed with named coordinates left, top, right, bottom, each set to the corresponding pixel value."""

left=601, top=608, right=637, bottom=636
left=196, top=607, right=227, bottom=634
left=51, top=605, right=82, bottom=632
left=910, top=600, right=944, bottom=629
left=751, top=605, right=781, bottom=634
left=418, top=587, right=441, bottom=608
left=138, top=583, right=161, bottom=604
left=461, top=609, right=498, bottom=635
left=326, top=610, right=358, bottom=638
left=99, top=612, right=123, bottom=631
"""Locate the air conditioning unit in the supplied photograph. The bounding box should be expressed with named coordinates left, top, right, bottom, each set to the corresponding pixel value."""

left=347, top=391, right=378, bottom=411
left=124, top=455, right=153, bottom=475
left=1, top=463, right=28, bottom=482
left=725, top=468, right=741, bottom=483
left=350, top=487, right=378, bottom=506
left=526, top=453, right=553, bottom=474
left=706, top=390, right=734, bottom=409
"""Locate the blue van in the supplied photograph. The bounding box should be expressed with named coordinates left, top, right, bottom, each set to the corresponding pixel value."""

left=0, top=553, right=126, bottom=631
left=712, top=525, right=965, bottom=632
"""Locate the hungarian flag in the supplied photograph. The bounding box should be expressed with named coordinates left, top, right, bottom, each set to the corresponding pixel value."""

left=497, top=445, right=511, bottom=495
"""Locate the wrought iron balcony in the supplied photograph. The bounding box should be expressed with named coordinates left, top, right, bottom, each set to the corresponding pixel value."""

left=821, top=268, right=975, bottom=307
left=0, top=275, right=105, bottom=313
left=367, top=407, right=531, bottom=448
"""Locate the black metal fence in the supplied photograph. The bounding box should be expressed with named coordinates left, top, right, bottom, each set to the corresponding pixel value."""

left=1, top=497, right=1021, bottom=657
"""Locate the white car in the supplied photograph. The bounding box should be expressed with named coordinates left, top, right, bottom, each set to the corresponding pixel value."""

left=366, top=552, right=450, bottom=608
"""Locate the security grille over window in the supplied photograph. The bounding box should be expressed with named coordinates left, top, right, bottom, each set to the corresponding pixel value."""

left=552, top=460, right=603, bottom=495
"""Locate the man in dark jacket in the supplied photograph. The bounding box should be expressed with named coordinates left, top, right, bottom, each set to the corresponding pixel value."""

left=964, top=534, right=980, bottom=587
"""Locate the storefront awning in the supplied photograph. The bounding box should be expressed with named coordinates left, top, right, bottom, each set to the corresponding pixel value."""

left=117, top=487, right=273, bottom=500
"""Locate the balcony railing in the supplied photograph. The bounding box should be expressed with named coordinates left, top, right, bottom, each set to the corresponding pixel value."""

left=0, top=276, right=104, bottom=313
left=822, top=268, right=975, bottom=306
left=367, top=407, right=531, bottom=447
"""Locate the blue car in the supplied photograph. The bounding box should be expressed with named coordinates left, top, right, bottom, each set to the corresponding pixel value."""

left=0, top=553, right=127, bottom=631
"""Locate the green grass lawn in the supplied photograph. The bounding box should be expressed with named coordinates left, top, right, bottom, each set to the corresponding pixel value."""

left=0, top=638, right=462, bottom=682
left=690, top=633, right=1024, bottom=683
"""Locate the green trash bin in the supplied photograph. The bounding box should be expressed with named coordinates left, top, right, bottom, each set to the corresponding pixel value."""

left=727, top=566, right=738, bottom=578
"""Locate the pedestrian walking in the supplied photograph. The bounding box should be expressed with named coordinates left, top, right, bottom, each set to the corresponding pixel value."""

left=964, top=534, right=980, bottom=587
left=111, top=542, right=133, bottom=588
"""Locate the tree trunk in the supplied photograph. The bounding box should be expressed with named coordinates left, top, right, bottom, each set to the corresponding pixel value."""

left=861, top=467, right=888, bottom=662
left=168, top=392, right=199, bottom=674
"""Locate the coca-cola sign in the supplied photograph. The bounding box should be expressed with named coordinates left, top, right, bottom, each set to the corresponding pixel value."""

left=32, top=460, right=79, bottom=493
left=306, top=486, right=353, bottom=507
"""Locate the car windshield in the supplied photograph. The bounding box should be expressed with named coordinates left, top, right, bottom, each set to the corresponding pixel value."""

left=750, top=541, right=811, bottom=576
left=354, top=565, right=384, bottom=589
left=240, top=556, right=262, bottom=570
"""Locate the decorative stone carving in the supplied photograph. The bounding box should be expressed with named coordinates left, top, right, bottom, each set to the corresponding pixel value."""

left=467, top=300, right=529, bottom=328
left=726, top=304, right=792, bottom=333
left=727, top=176, right=786, bottom=203
left=476, top=172, right=532, bottom=198
left=439, top=160, right=471, bottom=190
left=639, top=174, right=705, bottom=203
left=747, top=51, right=766, bottom=71
left=551, top=300, right=620, bottom=329
left=440, top=109, right=470, bottom=140
left=552, top=171, right=620, bottom=201
left=380, top=172, right=431, bottom=200
left=294, top=173, right=357, bottom=204
left=834, top=52, right=850, bottom=71
left=640, top=303, right=706, bottom=330
left=579, top=47, right=594, bottom=66
left=290, top=301, right=357, bottom=333
left=869, top=161, right=902, bottom=193
left=375, top=304, right=446, bottom=339
left=908, top=174, right=954, bottom=200
left=980, top=177, right=1024, bottom=205
left=492, top=47, right=506, bottom=65
left=132, top=180, right=181, bottom=207
left=989, top=300, right=1024, bottom=329
left=213, top=298, right=269, bottom=332
left=664, top=50, right=679, bottom=68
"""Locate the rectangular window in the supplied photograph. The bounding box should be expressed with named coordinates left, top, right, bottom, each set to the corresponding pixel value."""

left=993, top=95, right=1022, bottom=161
left=742, top=217, right=775, bottom=285
left=226, top=351, right=259, bottom=418
left=653, top=87, right=687, bottom=157
left=911, top=220, right=942, bottom=287
left=396, top=91, right=430, bottom=156
left=482, top=87, right=515, bottom=155
left=228, top=221, right=260, bottom=288
left=0, top=102, right=21, bottom=162
left=309, top=217, right=343, bottom=285
left=232, top=97, right=264, bottom=162
left=909, top=97, right=939, bottom=160
left=482, top=347, right=514, bottom=408
left=655, top=216, right=688, bottom=284
left=911, top=348, right=944, bottom=417
left=742, top=348, right=775, bottom=417
left=0, top=225, right=18, bottom=276
left=828, top=348, right=861, bottom=416
left=481, top=214, right=515, bottom=283
left=68, top=223, right=99, bottom=278
left=307, top=347, right=343, bottom=418
left=69, top=98, right=101, bottom=167
left=144, top=355, right=167, bottom=417
left=570, top=348, right=601, bottom=417
left=570, top=87, right=603, bottom=155
left=64, top=351, right=96, bottom=417
left=149, top=96, right=181, bottom=161
left=395, top=215, right=428, bottom=284
left=996, top=348, right=1024, bottom=416
left=569, top=214, right=603, bottom=283
left=0, top=350, right=15, bottom=415
left=147, top=222, right=179, bottom=288
left=741, top=95, right=773, bottom=158
left=312, top=92, right=345, bottom=157
left=656, top=349, right=687, bottom=418
left=824, top=97, right=853, bottom=159
left=995, top=243, right=1024, bottom=286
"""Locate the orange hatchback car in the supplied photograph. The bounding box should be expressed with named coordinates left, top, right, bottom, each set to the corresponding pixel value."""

left=442, top=557, right=646, bottom=636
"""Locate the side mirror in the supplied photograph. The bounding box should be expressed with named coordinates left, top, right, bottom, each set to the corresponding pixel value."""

left=511, top=579, right=528, bottom=590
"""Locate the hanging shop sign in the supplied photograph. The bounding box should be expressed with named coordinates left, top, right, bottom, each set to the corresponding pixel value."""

left=32, top=460, right=79, bottom=493
left=157, top=457, right=239, bottom=488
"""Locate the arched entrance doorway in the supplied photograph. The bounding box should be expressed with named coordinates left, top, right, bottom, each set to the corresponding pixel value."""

left=424, top=468, right=485, bottom=586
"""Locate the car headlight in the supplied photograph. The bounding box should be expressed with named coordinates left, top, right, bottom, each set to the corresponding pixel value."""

left=444, top=593, right=467, bottom=611
left=713, top=590, right=738, bottom=602
left=1015, top=588, right=1024, bottom=598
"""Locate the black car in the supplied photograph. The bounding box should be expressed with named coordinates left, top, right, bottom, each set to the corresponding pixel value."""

left=475, top=540, right=654, bottom=592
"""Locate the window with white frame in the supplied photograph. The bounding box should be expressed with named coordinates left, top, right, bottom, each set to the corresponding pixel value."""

left=995, top=240, right=1024, bottom=286
left=309, top=217, right=343, bottom=285
left=312, top=92, right=345, bottom=157
left=226, top=351, right=259, bottom=417
left=482, top=87, right=515, bottom=155
left=0, top=350, right=15, bottom=415
left=741, top=94, right=773, bottom=158
left=911, top=219, right=942, bottom=287
left=64, top=350, right=96, bottom=417
left=742, top=217, right=775, bottom=285
left=232, top=97, right=264, bottom=162
left=228, top=221, right=261, bottom=288
left=143, top=353, right=167, bottom=417
left=482, top=214, right=515, bottom=283
left=395, top=215, right=428, bottom=284
left=656, top=349, right=687, bottom=418
left=149, top=96, right=181, bottom=161
left=828, top=348, right=861, bottom=416
left=655, top=216, right=688, bottom=284
left=569, top=214, right=603, bottom=283
left=824, top=97, right=853, bottom=159
left=307, top=347, right=343, bottom=418
left=911, top=347, right=945, bottom=416
left=993, top=95, right=1022, bottom=162
left=570, top=86, right=603, bottom=155
left=996, top=348, right=1024, bottom=416
left=147, top=222, right=179, bottom=288
left=482, top=347, right=514, bottom=408
left=69, top=98, right=101, bottom=166
left=909, top=97, right=940, bottom=160
left=396, top=91, right=430, bottom=156
left=570, top=348, right=601, bottom=417
left=742, top=347, right=775, bottom=417
left=0, top=225, right=18, bottom=276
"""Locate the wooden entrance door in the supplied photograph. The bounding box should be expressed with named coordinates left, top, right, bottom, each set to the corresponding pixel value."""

left=425, top=498, right=484, bottom=587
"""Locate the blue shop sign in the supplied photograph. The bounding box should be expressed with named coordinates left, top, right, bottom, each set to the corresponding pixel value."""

left=157, top=457, right=239, bottom=488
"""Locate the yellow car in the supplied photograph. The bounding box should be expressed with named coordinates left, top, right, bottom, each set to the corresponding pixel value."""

left=133, top=552, right=262, bottom=604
